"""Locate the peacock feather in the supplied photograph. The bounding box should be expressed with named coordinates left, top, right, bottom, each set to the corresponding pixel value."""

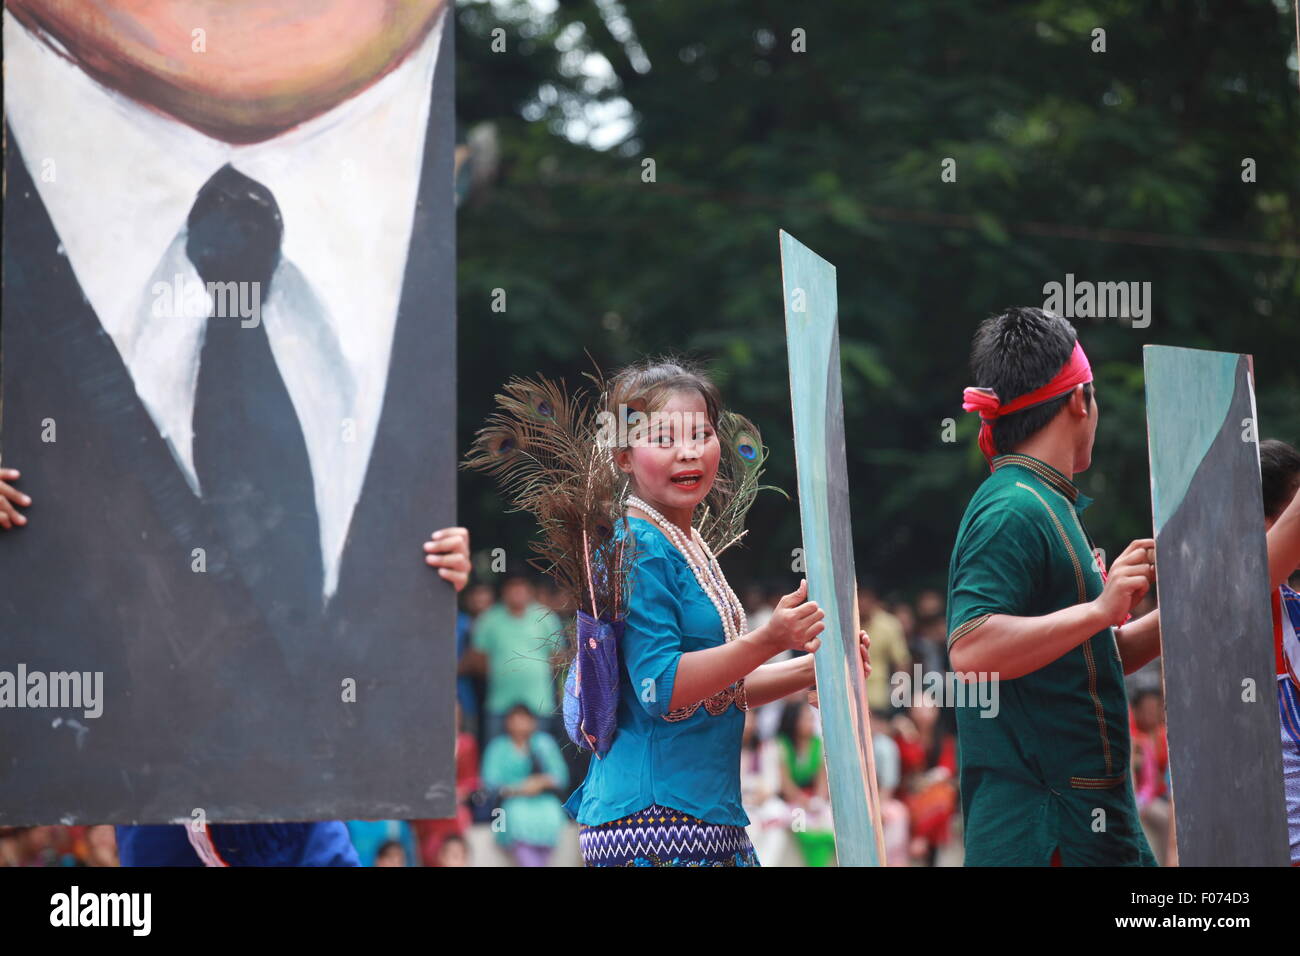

left=697, top=410, right=788, bottom=556
left=463, top=372, right=633, bottom=622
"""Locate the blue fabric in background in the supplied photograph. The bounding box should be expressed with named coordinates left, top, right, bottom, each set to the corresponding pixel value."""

left=115, top=825, right=204, bottom=867
left=457, top=609, right=478, bottom=721
left=116, top=822, right=359, bottom=866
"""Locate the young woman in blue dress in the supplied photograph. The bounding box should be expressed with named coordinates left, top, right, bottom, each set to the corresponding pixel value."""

left=563, top=359, right=870, bottom=866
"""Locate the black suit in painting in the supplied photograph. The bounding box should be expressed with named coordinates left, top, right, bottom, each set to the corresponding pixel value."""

left=0, top=22, right=457, bottom=827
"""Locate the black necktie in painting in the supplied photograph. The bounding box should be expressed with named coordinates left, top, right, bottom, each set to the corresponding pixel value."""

left=188, top=164, right=324, bottom=652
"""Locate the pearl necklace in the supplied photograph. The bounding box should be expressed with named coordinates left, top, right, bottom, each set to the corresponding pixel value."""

left=626, top=495, right=748, bottom=643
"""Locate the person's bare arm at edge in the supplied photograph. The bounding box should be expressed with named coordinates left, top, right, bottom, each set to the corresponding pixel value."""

left=950, top=538, right=1155, bottom=680
left=1115, top=607, right=1161, bottom=675
left=1119, top=480, right=1300, bottom=678
left=1267, top=483, right=1300, bottom=591
left=749, top=629, right=872, bottom=708
left=744, top=652, right=819, bottom=707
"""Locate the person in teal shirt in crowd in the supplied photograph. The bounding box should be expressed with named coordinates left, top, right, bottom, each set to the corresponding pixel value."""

left=481, top=704, right=569, bottom=867
left=344, top=820, right=419, bottom=867
left=472, top=571, right=564, bottom=740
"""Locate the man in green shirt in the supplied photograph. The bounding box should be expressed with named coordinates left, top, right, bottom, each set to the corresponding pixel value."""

left=472, top=570, right=564, bottom=740
left=947, top=307, right=1162, bottom=865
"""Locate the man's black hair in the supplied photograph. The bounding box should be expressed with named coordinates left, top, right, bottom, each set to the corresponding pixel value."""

left=1259, top=438, right=1300, bottom=520
left=776, top=696, right=810, bottom=742
left=856, top=575, right=881, bottom=598
left=970, top=307, right=1093, bottom=454
left=501, top=564, right=535, bottom=586
left=506, top=702, right=537, bottom=720
left=1129, top=686, right=1163, bottom=708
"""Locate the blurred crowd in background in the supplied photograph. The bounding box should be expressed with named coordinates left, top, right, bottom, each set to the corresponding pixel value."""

left=1, top=568, right=1175, bottom=867
left=3, top=0, right=1291, bottom=871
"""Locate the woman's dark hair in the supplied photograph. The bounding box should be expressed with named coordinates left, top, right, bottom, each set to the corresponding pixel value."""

left=606, top=355, right=738, bottom=505
left=777, top=697, right=810, bottom=742
left=1130, top=686, right=1163, bottom=709
left=501, top=565, right=535, bottom=588
left=606, top=355, right=723, bottom=449
left=505, top=703, right=537, bottom=722
left=970, top=307, right=1092, bottom=454
left=1259, top=439, right=1300, bottom=520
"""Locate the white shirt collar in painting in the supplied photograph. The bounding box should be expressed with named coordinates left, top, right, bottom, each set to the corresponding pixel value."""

left=4, top=8, right=446, bottom=599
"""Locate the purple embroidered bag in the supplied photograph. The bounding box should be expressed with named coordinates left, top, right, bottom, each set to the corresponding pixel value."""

left=562, top=610, right=623, bottom=757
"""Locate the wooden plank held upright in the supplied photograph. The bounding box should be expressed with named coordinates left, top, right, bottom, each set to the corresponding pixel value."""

left=1143, top=344, right=1289, bottom=865
left=779, top=229, right=885, bottom=866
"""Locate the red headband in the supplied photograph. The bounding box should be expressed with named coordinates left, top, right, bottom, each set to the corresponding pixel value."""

left=962, top=341, right=1093, bottom=469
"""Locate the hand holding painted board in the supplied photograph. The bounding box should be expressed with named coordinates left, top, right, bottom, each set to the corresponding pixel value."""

left=780, top=230, right=885, bottom=866
left=764, top=578, right=828, bottom=653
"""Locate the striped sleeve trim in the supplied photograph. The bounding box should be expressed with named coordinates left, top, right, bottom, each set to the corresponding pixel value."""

left=948, top=613, right=992, bottom=651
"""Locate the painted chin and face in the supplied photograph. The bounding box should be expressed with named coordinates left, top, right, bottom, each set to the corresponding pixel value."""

left=8, top=0, right=447, bottom=143
left=616, top=390, right=721, bottom=521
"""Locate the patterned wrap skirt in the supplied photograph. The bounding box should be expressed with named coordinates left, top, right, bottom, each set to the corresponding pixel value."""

left=578, top=804, right=761, bottom=867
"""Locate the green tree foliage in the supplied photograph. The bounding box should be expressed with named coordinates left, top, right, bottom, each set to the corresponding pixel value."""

left=455, top=0, right=1299, bottom=598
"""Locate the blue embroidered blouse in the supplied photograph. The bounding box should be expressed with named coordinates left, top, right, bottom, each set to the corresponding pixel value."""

left=563, top=516, right=748, bottom=827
